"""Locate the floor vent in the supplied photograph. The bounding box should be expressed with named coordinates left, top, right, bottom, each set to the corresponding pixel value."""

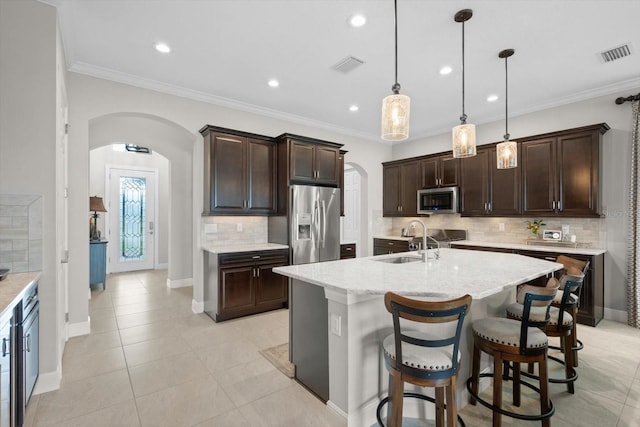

left=600, top=44, right=631, bottom=63
left=332, top=56, right=365, bottom=73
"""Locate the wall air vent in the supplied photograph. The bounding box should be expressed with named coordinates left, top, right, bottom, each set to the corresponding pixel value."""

left=332, top=56, right=365, bottom=73
left=600, top=44, right=631, bottom=63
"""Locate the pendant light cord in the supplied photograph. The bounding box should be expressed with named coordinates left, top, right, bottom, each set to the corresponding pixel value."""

left=460, top=20, right=466, bottom=123
left=504, top=55, right=509, bottom=140
left=392, top=0, right=400, bottom=93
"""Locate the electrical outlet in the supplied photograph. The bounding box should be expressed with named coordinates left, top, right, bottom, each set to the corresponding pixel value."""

left=236, top=223, right=243, bottom=232
left=204, top=223, right=217, bottom=233
left=330, top=313, right=342, bottom=336
left=498, top=223, right=505, bottom=232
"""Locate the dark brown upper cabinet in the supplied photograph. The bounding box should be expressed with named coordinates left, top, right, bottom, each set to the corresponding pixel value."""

left=421, top=155, right=459, bottom=189
left=200, top=125, right=276, bottom=215
left=339, top=150, right=347, bottom=216
left=275, top=133, right=343, bottom=214
left=521, top=124, right=608, bottom=217
left=382, top=159, right=419, bottom=217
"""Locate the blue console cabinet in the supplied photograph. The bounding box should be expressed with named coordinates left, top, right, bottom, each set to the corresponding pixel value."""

left=90, top=240, right=108, bottom=289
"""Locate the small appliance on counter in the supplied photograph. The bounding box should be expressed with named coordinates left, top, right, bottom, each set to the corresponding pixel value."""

left=0, top=268, right=9, bottom=281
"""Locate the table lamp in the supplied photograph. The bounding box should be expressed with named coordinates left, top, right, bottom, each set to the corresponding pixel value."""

left=90, top=196, right=107, bottom=241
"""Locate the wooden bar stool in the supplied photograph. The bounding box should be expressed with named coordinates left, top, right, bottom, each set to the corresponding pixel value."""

left=507, top=272, right=585, bottom=394
left=554, top=255, right=589, bottom=367
left=466, top=283, right=558, bottom=427
left=376, top=292, right=472, bottom=427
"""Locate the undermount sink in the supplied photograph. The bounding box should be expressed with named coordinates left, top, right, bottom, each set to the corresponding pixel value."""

left=374, top=256, right=422, bottom=264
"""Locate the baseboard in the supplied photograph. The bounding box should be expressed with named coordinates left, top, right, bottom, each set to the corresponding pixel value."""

left=166, top=277, right=192, bottom=289
left=32, top=366, right=61, bottom=395
left=67, top=318, right=91, bottom=338
left=156, top=262, right=168, bottom=269
left=604, top=307, right=627, bottom=323
left=192, top=299, right=204, bottom=313
left=326, top=401, right=348, bottom=419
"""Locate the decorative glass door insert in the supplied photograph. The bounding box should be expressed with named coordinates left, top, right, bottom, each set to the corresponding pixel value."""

left=119, top=176, right=146, bottom=261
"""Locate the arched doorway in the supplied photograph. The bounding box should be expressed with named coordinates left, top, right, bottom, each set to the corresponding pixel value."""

left=343, top=161, right=368, bottom=257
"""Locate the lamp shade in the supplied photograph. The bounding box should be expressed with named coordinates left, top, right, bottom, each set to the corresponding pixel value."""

left=496, top=139, right=517, bottom=169
left=90, top=196, right=107, bottom=212
left=381, top=93, right=410, bottom=141
left=452, top=123, right=476, bottom=158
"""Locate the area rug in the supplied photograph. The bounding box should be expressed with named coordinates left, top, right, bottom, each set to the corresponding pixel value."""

left=260, top=343, right=295, bottom=378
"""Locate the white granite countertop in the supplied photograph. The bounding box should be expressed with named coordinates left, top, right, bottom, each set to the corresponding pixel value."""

left=0, top=272, right=40, bottom=318
left=273, top=248, right=562, bottom=300
left=452, top=240, right=606, bottom=256
left=201, top=242, right=289, bottom=254
left=373, top=235, right=420, bottom=241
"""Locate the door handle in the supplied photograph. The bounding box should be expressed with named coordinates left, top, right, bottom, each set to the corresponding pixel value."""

left=149, top=221, right=154, bottom=235
left=25, top=334, right=31, bottom=353
left=2, top=338, right=9, bottom=357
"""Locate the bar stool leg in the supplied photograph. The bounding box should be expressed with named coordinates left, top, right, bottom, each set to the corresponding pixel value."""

left=572, top=307, right=579, bottom=367
left=470, top=344, right=480, bottom=405
left=387, top=372, right=404, bottom=427
left=493, top=353, right=503, bottom=427
left=446, top=378, right=457, bottom=427
left=512, top=362, right=521, bottom=407
left=435, top=387, right=445, bottom=427
left=539, top=355, right=551, bottom=427
left=564, top=335, right=576, bottom=394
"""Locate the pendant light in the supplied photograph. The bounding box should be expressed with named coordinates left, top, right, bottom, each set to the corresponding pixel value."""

left=452, top=9, right=476, bottom=158
left=381, top=0, right=410, bottom=141
left=496, top=49, right=517, bottom=169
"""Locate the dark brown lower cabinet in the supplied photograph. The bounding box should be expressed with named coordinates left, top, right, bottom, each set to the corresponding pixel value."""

left=340, top=243, right=356, bottom=259
left=451, top=243, right=603, bottom=326
left=217, top=250, right=288, bottom=321
left=373, top=238, right=410, bottom=255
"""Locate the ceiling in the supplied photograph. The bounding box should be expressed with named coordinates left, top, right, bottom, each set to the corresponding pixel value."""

left=43, top=0, right=640, bottom=143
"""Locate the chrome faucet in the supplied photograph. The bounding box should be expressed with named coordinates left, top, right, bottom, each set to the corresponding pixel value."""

left=405, top=220, right=430, bottom=262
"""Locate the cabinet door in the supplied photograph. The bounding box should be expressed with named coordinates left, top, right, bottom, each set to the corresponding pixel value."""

left=290, top=141, right=315, bottom=182
left=439, top=156, right=460, bottom=187
left=247, top=139, right=276, bottom=213
left=459, top=150, right=489, bottom=215
left=420, top=158, right=439, bottom=189
left=399, top=161, right=419, bottom=215
left=383, top=165, right=401, bottom=216
left=338, top=151, right=345, bottom=216
left=219, top=265, right=254, bottom=314
left=211, top=134, right=247, bottom=211
left=315, top=146, right=339, bottom=185
left=522, top=138, right=557, bottom=215
left=557, top=130, right=599, bottom=216
left=255, top=262, right=288, bottom=306
left=489, top=147, right=521, bottom=215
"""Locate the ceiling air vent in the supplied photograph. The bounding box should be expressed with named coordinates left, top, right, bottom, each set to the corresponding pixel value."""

left=332, top=56, right=365, bottom=73
left=600, top=44, right=631, bottom=63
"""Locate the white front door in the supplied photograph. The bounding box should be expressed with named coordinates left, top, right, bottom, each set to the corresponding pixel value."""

left=107, top=168, right=156, bottom=272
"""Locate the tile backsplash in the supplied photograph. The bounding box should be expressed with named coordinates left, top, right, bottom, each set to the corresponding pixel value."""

left=201, top=216, right=268, bottom=245
left=390, top=215, right=606, bottom=248
left=0, top=194, right=43, bottom=273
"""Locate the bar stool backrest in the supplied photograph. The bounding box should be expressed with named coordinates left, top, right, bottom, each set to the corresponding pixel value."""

left=384, top=292, right=472, bottom=381
left=516, top=283, right=558, bottom=354
left=555, top=272, right=585, bottom=326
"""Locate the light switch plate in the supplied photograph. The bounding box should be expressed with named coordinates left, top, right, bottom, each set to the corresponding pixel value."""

left=204, top=224, right=217, bottom=233
left=236, top=223, right=243, bottom=232
left=330, top=313, right=342, bottom=336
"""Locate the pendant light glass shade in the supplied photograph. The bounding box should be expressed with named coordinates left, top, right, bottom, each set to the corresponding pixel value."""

left=381, top=0, right=410, bottom=141
left=496, top=48, right=517, bottom=169
left=496, top=139, right=517, bottom=169
left=452, top=123, right=477, bottom=158
left=381, top=93, right=410, bottom=141
left=452, top=9, right=476, bottom=158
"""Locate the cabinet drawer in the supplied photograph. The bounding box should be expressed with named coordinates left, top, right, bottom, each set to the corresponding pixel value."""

left=219, top=249, right=289, bottom=266
left=340, top=243, right=356, bottom=259
left=373, top=239, right=410, bottom=250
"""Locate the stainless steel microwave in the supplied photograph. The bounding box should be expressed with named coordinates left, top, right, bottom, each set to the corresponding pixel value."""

left=417, top=186, right=459, bottom=214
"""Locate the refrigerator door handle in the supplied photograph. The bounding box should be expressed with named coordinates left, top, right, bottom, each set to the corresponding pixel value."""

left=321, top=200, right=327, bottom=248
left=313, top=200, right=320, bottom=248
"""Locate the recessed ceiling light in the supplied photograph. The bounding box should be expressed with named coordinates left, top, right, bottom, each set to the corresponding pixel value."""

left=268, top=79, right=280, bottom=88
left=155, top=43, right=171, bottom=53
left=349, top=14, right=366, bottom=27
left=439, top=66, right=453, bottom=75
left=487, top=94, right=499, bottom=102
left=349, top=105, right=359, bottom=112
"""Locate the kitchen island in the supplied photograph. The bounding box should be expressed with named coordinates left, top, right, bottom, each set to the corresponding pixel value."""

left=273, top=248, right=562, bottom=426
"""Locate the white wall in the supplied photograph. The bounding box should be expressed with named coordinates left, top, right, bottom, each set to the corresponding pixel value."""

left=0, top=0, right=65, bottom=387
left=391, top=90, right=639, bottom=318
left=89, top=146, right=170, bottom=267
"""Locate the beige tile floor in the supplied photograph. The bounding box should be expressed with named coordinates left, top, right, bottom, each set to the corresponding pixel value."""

left=24, top=269, right=640, bottom=426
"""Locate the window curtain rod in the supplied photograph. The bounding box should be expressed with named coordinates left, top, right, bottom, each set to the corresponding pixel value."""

left=615, top=93, right=640, bottom=105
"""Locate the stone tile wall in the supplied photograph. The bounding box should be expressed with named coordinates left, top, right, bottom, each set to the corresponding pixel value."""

left=201, top=216, right=268, bottom=245
left=0, top=194, right=43, bottom=273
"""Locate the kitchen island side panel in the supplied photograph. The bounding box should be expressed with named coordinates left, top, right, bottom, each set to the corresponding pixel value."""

left=290, top=278, right=329, bottom=402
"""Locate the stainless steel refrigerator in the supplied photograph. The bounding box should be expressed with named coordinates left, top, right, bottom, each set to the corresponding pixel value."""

left=268, top=184, right=340, bottom=402
left=288, top=185, right=340, bottom=264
